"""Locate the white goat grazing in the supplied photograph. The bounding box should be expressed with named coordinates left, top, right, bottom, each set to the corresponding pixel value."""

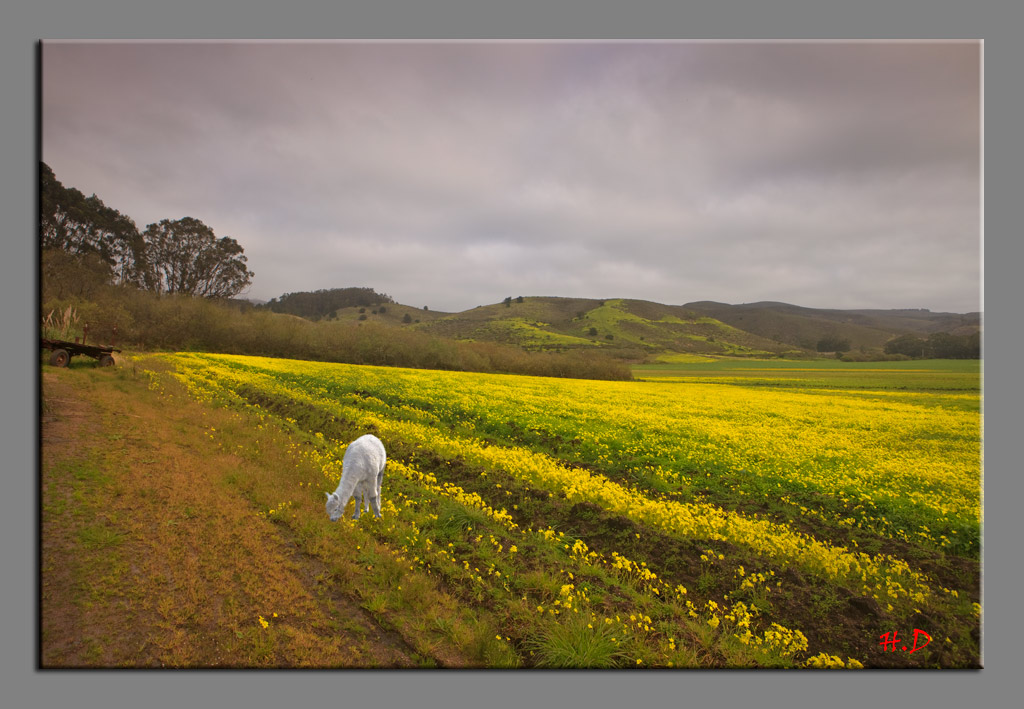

left=325, top=434, right=386, bottom=521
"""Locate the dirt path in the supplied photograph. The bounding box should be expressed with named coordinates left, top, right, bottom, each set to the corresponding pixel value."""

left=40, top=367, right=421, bottom=668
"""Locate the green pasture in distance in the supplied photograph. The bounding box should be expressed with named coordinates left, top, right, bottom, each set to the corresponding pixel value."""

left=632, top=358, right=981, bottom=393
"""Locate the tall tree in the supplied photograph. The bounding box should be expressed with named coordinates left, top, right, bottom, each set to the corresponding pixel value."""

left=40, top=161, right=147, bottom=286
left=142, top=217, right=254, bottom=298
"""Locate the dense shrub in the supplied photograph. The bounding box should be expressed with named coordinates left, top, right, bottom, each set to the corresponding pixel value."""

left=41, top=283, right=632, bottom=381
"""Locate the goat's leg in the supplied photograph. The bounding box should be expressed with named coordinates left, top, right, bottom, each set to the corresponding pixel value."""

left=352, top=490, right=363, bottom=520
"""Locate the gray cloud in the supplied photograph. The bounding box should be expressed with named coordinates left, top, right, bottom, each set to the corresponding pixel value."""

left=42, top=40, right=981, bottom=313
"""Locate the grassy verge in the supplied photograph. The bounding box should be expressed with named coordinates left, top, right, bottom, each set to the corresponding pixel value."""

left=41, top=363, right=480, bottom=667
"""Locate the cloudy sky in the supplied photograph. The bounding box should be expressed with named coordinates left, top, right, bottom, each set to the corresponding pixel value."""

left=41, top=40, right=981, bottom=313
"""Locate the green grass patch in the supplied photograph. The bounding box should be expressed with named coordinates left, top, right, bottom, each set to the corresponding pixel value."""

left=633, top=358, right=980, bottom=392
left=78, top=523, right=126, bottom=550
left=473, top=318, right=596, bottom=348
left=524, top=612, right=629, bottom=668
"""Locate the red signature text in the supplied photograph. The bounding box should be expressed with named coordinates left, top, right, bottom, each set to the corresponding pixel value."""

left=879, top=629, right=932, bottom=654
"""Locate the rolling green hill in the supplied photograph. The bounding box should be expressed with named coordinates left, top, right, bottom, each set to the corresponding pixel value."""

left=297, top=293, right=980, bottom=363
left=262, top=286, right=981, bottom=363
left=320, top=296, right=805, bottom=361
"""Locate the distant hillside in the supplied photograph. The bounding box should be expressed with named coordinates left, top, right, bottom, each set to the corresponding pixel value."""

left=319, top=301, right=451, bottom=326
left=684, top=301, right=980, bottom=353
left=315, top=295, right=804, bottom=361
left=266, top=289, right=980, bottom=362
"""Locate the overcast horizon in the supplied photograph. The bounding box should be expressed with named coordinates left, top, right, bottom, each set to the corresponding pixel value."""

left=41, top=40, right=982, bottom=314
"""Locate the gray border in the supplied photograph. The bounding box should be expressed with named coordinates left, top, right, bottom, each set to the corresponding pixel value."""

left=6, top=1, right=1016, bottom=708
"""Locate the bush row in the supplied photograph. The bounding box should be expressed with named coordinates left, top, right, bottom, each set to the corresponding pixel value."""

left=42, top=285, right=632, bottom=381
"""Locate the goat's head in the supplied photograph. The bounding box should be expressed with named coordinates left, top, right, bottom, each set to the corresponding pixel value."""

left=325, top=491, right=345, bottom=522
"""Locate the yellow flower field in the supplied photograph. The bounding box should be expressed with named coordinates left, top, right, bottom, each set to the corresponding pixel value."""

left=151, top=352, right=982, bottom=668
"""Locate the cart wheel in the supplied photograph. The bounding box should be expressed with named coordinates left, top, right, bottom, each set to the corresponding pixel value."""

left=49, top=349, right=70, bottom=368
left=98, top=354, right=115, bottom=367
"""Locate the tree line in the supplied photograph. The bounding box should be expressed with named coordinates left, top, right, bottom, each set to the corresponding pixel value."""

left=41, top=162, right=253, bottom=298
left=883, top=332, right=981, bottom=359
left=817, top=330, right=979, bottom=360
left=40, top=287, right=632, bottom=381
left=264, top=287, right=395, bottom=320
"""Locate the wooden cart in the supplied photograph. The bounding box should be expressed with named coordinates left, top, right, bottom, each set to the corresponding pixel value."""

left=41, top=323, right=121, bottom=367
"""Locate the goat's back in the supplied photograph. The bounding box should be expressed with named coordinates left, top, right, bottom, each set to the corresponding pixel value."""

left=342, top=434, right=386, bottom=479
